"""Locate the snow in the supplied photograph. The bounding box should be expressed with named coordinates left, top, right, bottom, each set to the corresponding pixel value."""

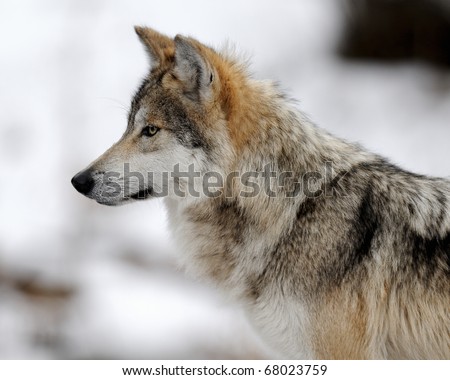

left=0, top=0, right=449, bottom=358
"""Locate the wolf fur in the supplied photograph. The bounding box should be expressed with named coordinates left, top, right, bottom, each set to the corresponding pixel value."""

left=72, top=27, right=450, bottom=359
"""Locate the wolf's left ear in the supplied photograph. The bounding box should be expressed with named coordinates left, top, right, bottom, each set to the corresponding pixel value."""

left=174, top=35, right=214, bottom=102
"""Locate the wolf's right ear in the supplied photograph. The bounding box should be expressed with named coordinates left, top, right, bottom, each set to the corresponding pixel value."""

left=134, top=26, right=174, bottom=70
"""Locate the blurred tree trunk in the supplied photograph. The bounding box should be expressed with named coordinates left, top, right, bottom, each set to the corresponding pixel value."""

left=339, top=0, right=450, bottom=67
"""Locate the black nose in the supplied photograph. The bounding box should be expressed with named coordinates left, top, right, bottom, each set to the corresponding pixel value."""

left=71, top=171, right=95, bottom=195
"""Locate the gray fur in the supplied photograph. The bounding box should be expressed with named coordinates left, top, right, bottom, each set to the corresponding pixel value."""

left=73, top=29, right=450, bottom=359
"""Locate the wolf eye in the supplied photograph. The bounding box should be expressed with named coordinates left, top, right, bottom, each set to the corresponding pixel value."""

left=141, top=125, right=160, bottom=137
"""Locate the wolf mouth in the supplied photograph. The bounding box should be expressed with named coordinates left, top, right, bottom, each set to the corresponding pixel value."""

left=129, top=187, right=153, bottom=200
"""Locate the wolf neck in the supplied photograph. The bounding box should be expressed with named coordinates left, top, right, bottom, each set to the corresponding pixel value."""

left=168, top=78, right=373, bottom=293
left=224, top=77, right=371, bottom=184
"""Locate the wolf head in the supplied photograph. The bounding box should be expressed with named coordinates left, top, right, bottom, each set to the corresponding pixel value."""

left=71, top=27, right=248, bottom=206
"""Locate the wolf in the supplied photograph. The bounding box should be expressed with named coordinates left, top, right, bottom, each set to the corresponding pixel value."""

left=72, top=27, right=450, bottom=359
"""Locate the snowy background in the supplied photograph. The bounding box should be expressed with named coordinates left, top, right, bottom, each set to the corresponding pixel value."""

left=0, top=0, right=449, bottom=359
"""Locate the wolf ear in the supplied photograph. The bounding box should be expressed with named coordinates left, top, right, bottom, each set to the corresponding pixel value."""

left=134, top=26, right=174, bottom=69
left=173, top=35, right=214, bottom=102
